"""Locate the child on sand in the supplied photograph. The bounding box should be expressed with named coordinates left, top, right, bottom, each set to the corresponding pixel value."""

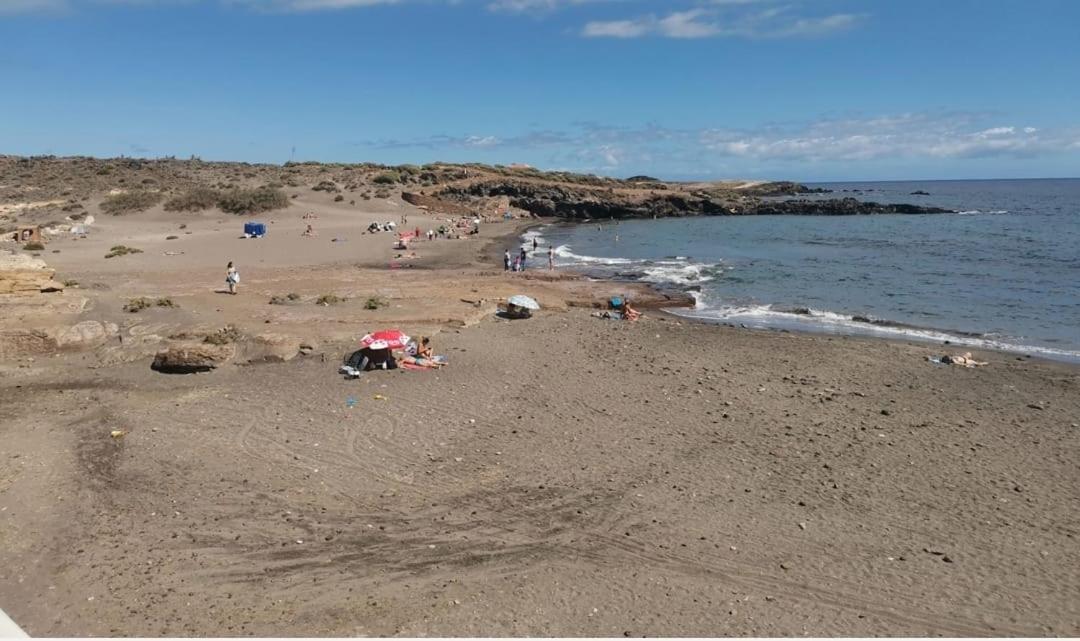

left=225, top=261, right=239, bottom=295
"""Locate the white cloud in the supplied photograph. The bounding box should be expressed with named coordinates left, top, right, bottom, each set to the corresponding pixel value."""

left=699, top=114, right=1078, bottom=161
left=487, top=0, right=615, bottom=13
left=765, top=12, right=857, bottom=37
left=658, top=9, right=719, bottom=38
left=230, top=0, right=398, bottom=10
left=976, top=126, right=1015, bottom=137
left=464, top=135, right=501, bottom=147
left=582, top=5, right=861, bottom=39
left=582, top=16, right=649, bottom=37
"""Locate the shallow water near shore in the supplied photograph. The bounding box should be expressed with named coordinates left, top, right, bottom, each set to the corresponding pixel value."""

left=527, top=178, right=1080, bottom=362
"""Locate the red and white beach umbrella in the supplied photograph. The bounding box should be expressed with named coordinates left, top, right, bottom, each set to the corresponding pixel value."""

left=359, top=329, right=410, bottom=350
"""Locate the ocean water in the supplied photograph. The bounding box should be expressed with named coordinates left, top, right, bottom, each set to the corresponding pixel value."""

left=524, top=178, right=1080, bottom=363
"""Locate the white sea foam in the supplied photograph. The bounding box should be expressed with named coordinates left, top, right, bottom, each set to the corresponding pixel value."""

left=956, top=209, right=1009, bottom=215
left=670, top=303, right=1080, bottom=362
left=640, top=263, right=718, bottom=286
left=520, top=227, right=546, bottom=247
left=552, top=244, right=640, bottom=266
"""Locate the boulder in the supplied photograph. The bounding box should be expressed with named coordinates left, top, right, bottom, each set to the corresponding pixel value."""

left=236, top=333, right=301, bottom=364
left=151, top=343, right=234, bottom=374
left=0, top=252, right=61, bottom=294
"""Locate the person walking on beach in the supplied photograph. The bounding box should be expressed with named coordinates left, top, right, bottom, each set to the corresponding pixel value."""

left=548, top=246, right=554, bottom=270
left=503, top=249, right=511, bottom=271
left=225, top=261, right=239, bottom=295
left=519, top=247, right=528, bottom=272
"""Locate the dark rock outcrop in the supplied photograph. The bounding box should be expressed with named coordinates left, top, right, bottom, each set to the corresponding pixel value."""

left=440, top=181, right=952, bottom=220
left=748, top=181, right=832, bottom=196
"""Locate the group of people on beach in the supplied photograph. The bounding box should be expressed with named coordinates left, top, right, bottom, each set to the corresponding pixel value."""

left=342, top=335, right=443, bottom=378
left=505, top=237, right=554, bottom=272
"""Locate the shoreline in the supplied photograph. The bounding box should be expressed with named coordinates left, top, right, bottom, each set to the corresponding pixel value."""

left=516, top=219, right=1080, bottom=367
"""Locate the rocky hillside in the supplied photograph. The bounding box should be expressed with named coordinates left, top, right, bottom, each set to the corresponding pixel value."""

left=0, top=155, right=952, bottom=230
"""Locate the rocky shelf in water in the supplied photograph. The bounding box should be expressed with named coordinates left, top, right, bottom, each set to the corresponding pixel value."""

left=440, top=180, right=953, bottom=220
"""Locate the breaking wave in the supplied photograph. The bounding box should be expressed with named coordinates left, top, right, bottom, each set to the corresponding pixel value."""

left=669, top=304, right=1080, bottom=362
left=549, top=244, right=722, bottom=286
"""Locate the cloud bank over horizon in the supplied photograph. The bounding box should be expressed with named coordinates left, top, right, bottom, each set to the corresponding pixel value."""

left=356, top=112, right=1080, bottom=177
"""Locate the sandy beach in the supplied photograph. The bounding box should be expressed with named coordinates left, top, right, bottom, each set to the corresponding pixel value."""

left=1, top=184, right=1078, bottom=636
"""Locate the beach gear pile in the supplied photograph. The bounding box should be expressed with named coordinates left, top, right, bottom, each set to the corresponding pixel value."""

left=340, top=329, right=447, bottom=378
left=592, top=296, right=640, bottom=321
left=366, top=221, right=398, bottom=234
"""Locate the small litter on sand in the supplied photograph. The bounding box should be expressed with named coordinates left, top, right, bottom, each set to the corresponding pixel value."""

left=110, top=430, right=126, bottom=438
left=346, top=396, right=357, bottom=408
left=373, top=394, right=387, bottom=401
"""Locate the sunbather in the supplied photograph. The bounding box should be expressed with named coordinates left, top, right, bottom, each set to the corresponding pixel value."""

left=406, top=336, right=433, bottom=360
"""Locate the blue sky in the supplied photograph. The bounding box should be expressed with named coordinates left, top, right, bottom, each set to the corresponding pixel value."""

left=1, top=0, right=1078, bottom=180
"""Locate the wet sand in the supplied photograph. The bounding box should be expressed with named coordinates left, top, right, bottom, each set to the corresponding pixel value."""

left=1, top=192, right=1079, bottom=636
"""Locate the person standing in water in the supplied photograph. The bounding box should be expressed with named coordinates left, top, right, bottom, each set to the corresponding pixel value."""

left=548, top=246, right=554, bottom=270
left=225, top=261, right=239, bottom=295
left=532, top=237, right=538, bottom=251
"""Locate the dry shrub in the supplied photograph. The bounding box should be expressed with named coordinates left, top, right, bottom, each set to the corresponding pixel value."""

left=123, top=297, right=174, bottom=313
left=105, top=245, right=143, bottom=259
left=315, top=293, right=345, bottom=306
left=204, top=325, right=242, bottom=345
left=100, top=190, right=163, bottom=215
left=217, top=186, right=289, bottom=214
left=164, top=186, right=221, bottom=212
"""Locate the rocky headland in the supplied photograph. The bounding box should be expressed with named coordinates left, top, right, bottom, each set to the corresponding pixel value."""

left=436, top=179, right=952, bottom=220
